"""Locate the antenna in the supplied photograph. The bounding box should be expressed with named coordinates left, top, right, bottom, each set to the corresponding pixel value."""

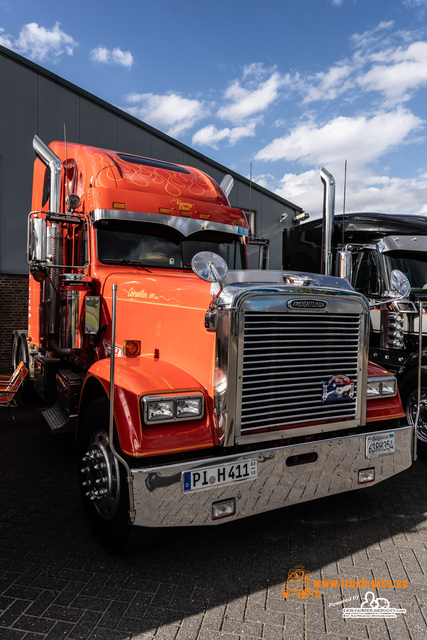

left=342, top=159, right=347, bottom=247
left=64, top=123, right=70, bottom=200
left=249, top=162, right=253, bottom=236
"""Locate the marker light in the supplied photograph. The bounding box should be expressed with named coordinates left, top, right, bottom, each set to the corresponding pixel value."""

left=123, top=340, right=141, bottom=357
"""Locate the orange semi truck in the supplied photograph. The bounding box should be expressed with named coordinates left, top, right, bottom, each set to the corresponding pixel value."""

left=13, top=136, right=414, bottom=552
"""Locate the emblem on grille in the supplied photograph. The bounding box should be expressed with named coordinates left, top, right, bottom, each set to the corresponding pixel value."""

left=287, top=299, right=327, bottom=310
left=322, top=375, right=355, bottom=402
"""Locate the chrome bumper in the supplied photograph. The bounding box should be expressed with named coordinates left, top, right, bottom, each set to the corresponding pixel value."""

left=131, top=425, right=413, bottom=528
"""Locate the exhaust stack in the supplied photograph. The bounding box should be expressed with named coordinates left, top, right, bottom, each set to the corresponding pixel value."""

left=33, top=135, right=62, bottom=214
left=320, top=168, right=335, bottom=276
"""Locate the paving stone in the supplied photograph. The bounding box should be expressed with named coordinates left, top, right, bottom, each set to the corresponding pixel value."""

left=0, top=403, right=426, bottom=640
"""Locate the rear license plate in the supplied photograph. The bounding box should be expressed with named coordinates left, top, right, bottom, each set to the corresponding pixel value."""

left=366, top=433, right=395, bottom=458
left=183, top=459, right=257, bottom=492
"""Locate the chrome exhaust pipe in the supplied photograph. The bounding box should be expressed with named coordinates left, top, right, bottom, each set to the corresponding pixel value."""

left=33, top=135, right=62, bottom=215
left=320, top=168, right=335, bottom=276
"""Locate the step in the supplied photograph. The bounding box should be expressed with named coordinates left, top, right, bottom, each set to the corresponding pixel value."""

left=42, top=405, right=76, bottom=434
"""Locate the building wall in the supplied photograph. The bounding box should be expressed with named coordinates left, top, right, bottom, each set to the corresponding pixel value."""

left=0, top=274, right=28, bottom=369
left=0, top=45, right=302, bottom=363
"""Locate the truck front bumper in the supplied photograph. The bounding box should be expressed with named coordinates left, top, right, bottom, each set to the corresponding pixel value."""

left=131, top=425, right=413, bottom=528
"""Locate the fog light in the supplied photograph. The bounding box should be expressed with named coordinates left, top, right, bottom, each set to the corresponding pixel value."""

left=358, top=468, right=375, bottom=484
left=212, top=498, right=236, bottom=520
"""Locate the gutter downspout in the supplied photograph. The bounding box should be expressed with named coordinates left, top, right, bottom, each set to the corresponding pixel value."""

left=320, top=168, right=335, bottom=276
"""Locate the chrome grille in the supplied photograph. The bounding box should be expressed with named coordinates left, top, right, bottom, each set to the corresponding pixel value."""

left=240, top=311, right=360, bottom=436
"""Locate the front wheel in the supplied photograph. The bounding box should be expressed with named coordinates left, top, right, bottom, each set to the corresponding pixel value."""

left=400, top=371, right=427, bottom=460
left=78, top=398, right=155, bottom=553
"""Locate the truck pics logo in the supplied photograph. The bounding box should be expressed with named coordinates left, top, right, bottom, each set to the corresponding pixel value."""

left=322, top=374, right=355, bottom=402
left=281, top=565, right=321, bottom=600
left=282, top=565, right=408, bottom=618
left=287, top=299, right=327, bottom=310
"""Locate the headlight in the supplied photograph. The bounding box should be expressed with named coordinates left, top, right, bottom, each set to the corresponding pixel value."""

left=142, top=394, right=204, bottom=423
left=367, top=376, right=397, bottom=399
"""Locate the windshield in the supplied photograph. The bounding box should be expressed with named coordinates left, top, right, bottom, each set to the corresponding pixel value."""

left=96, top=220, right=246, bottom=270
left=384, top=251, right=427, bottom=292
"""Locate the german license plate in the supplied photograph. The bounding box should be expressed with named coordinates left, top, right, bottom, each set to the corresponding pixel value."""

left=366, top=433, right=395, bottom=458
left=183, top=459, right=257, bottom=492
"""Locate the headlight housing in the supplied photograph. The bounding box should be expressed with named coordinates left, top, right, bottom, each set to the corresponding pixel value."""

left=367, top=376, right=397, bottom=399
left=142, top=394, right=204, bottom=423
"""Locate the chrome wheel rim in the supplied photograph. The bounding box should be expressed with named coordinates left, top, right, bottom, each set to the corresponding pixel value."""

left=406, top=390, right=427, bottom=443
left=80, top=429, right=121, bottom=519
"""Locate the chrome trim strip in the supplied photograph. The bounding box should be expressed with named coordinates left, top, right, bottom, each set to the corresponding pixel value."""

left=131, top=425, right=413, bottom=527
left=90, top=209, right=249, bottom=237
left=378, top=235, right=427, bottom=253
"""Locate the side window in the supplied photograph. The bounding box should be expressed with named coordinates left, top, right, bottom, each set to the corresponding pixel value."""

left=352, top=250, right=381, bottom=297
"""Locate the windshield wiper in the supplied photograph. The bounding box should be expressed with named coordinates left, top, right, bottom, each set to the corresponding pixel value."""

left=104, top=258, right=152, bottom=273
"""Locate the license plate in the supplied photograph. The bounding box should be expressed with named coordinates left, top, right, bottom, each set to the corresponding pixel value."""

left=366, top=433, right=395, bottom=458
left=183, top=459, right=257, bottom=492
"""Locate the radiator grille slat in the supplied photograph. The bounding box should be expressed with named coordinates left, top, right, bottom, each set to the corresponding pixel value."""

left=240, top=311, right=360, bottom=436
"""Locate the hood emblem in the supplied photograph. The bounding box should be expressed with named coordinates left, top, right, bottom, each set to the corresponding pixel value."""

left=287, top=299, right=327, bottom=310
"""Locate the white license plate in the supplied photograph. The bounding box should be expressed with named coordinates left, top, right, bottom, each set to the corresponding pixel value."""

left=183, top=459, right=257, bottom=492
left=366, top=433, right=395, bottom=458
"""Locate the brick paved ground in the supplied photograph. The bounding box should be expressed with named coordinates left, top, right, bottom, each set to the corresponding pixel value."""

left=0, top=400, right=426, bottom=640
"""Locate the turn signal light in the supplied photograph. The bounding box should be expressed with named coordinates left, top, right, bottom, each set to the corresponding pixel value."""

left=123, top=340, right=141, bottom=357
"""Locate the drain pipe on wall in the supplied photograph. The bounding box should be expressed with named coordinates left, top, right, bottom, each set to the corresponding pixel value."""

left=109, top=283, right=136, bottom=523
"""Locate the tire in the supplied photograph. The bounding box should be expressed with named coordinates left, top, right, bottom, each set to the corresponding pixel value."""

left=78, top=398, right=156, bottom=553
left=11, top=331, right=21, bottom=369
left=12, top=331, right=36, bottom=402
left=399, top=370, right=427, bottom=460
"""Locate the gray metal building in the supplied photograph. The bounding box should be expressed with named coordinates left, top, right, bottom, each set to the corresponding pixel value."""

left=0, top=44, right=302, bottom=364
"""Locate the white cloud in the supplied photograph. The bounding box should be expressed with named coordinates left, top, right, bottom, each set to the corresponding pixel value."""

left=218, top=67, right=288, bottom=123
left=0, top=22, right=77, bottom=62
left=90, top=46, right=134, bottom=69
left=357, top=41, right=427, bottom=100
left=123, top=92, right=204, bottom=137
left=302, top=63, right=353, bottom=103
left=255, top=109, right=423, bottom=166
left=192, top=122, right=256, bottom=149
left=350, top=20, right=395, bottom=53
left=275, top=167, right=427, bottom=218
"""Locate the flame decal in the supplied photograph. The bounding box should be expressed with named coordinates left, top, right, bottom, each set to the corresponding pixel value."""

left=112, top=156, right=217, bottom=199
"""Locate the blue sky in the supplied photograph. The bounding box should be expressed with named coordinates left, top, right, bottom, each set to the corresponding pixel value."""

left=1, top=0, right=427, bottom=217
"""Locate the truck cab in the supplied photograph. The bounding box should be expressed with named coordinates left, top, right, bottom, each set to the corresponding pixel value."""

left=283, top=211, right=427, bottom=457
left=12, top=139, right=415, bottom=552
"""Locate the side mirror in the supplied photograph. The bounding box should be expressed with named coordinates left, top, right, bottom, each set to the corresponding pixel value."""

left=372, top=268, right=411, bottom=308
left=28, top=214, right=47, bottom=265
left=390, top=269, right=411, bottom=297
left=191, top=251, right=228, bottom=284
